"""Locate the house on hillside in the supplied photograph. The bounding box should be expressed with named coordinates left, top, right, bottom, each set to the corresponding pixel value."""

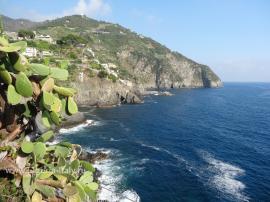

left=40, top=50, right=53, bottom=57
left=22, top=47, right=38, bottom=57
left=36, top=34, right=54, bottom=44
left=91, top=30, right=110, bottom=34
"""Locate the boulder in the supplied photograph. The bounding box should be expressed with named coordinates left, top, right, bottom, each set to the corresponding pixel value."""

left=61, top=112, right=86, bottom=128
left=79, top=150, right=109, bottom=163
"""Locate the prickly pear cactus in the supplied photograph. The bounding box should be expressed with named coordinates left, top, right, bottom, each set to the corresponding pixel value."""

left=0, top=34, right=98, bottom=201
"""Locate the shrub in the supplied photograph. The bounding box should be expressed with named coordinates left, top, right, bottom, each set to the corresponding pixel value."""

left=59, top=34, right=87, bottom=46
left=119, top=67, right=130, bottom=79
left=59, top=60, right=69, bottom=69
left=90, top=61, right=102, bottom=70
left=98, top=70, right=108, bottom=78
left=108, top=74, right=117, bottom=82
left=68, top=52, right=77, bottom=59
left=88, top=69, right=96, bottom=78
left=43, top=57, right=50, bottom=65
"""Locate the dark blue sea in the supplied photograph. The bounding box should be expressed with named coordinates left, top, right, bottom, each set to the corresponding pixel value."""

left=60, top=83, right=270, bottom=202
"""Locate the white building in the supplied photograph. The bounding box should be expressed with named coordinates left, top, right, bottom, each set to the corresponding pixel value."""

left=22, top=47, right=38, bottom=57
left=36, top=34, right=54, bottom=44
left=40, top=51, right=53, bottom=57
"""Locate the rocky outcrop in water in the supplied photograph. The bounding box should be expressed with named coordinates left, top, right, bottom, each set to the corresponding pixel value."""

left=79, top=150, right=109, bottom=163
left=71, top=77, right=143, bottom=107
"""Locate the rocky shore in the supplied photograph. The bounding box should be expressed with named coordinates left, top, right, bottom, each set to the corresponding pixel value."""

left=72, top=77, right=143, bottom=107
left=72, top=70, right=222, bottom=107
left=58, top=115, right=110, bottom=196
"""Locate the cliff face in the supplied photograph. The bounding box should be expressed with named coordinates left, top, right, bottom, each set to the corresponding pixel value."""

left=117, top=49, right=222, bottom=89
left=70, top=77, right=143, bottom=106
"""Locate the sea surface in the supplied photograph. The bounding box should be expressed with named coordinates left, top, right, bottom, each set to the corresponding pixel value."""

left=59, top=83, right=270, bottom=202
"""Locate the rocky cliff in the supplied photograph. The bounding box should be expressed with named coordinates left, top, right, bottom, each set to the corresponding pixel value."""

left=70, top=77, right=143, bottom=106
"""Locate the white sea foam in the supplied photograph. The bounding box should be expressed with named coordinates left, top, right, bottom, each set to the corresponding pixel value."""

left=139, top=142, right=187, bottom=163
left=202, top=152, right=249, bottom=201
left=94, top=150, right=140, bottom=202
left=110, top=137, right=123, bottom=142
left=138, top=142, right=193, bottom=172
left=59, top=119, right=94, bottom=134
left=139, top=142, right=162, bottom=151
left=92, top=120, right=103, bottom=126
left=57, top=119, right=140, bottom=200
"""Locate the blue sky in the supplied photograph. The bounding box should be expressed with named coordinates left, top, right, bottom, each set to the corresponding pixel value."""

left=1, top=0, right=270, bottom=82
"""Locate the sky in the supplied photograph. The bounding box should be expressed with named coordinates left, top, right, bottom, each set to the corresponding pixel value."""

left=1, top=0, right=270, bottom=82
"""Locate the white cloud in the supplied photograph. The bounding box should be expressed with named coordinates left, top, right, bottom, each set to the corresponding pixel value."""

left=65, top=0, right=111, bottom=17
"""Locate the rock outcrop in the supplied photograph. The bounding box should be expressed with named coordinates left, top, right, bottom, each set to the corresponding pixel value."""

left=79, top=150, right=109, bottom=163
left=71, top=77, right=143, bottom=106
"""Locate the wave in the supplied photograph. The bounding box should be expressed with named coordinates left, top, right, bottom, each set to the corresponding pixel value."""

left=139, top=142, right=162, bottom=151
left=138, top=143, right=249, bottom=201
left=94, top=150, right=140, bottom=202
left=138, top=142, right=187, bottom=163
left=201, top=151, right=249, bottom=202
left=138, top=142, right=194, bottom=173
left=109, top=137, right=124, bottom=142
left=92, top=120, right=104, bottom=127
left=59, top=120, right=96, bottom=134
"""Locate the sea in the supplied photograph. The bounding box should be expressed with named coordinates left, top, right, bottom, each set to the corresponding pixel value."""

left=58, top=82, right=270, bottom=202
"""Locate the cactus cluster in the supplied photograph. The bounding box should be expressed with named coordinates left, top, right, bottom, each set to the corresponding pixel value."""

left=0, top=35, right=98, bottom=201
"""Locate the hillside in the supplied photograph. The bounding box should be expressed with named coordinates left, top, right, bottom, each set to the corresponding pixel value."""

left=1, top=15, right=39, bottom=31
left=1, top=15, right=222, bottom=106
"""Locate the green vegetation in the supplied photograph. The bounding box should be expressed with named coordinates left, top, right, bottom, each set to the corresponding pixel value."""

left=108, top=74, right=117, bottom=83
left=57, top=34, right=87, bottom=46
left=68, top=51, right=78, bottom=59
left=0, top=33, right=98, bottom=201
left=18, top=29, right=35, bottom=39
left=97, top=70, right=108, bottom=78
left=27, top=40, right=57, bottom=51
left=88, top=69, right=96, bottom=78
left=90, top=60, right=102, bottom=70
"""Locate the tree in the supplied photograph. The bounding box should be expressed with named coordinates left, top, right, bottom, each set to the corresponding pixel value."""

left=59, top=34, right=87, bottom=46
left=18, top=29, right=35, bottom=39
left=0, top=36, right=98, bottom=201
left=98, top=70, right=108, bottom=78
